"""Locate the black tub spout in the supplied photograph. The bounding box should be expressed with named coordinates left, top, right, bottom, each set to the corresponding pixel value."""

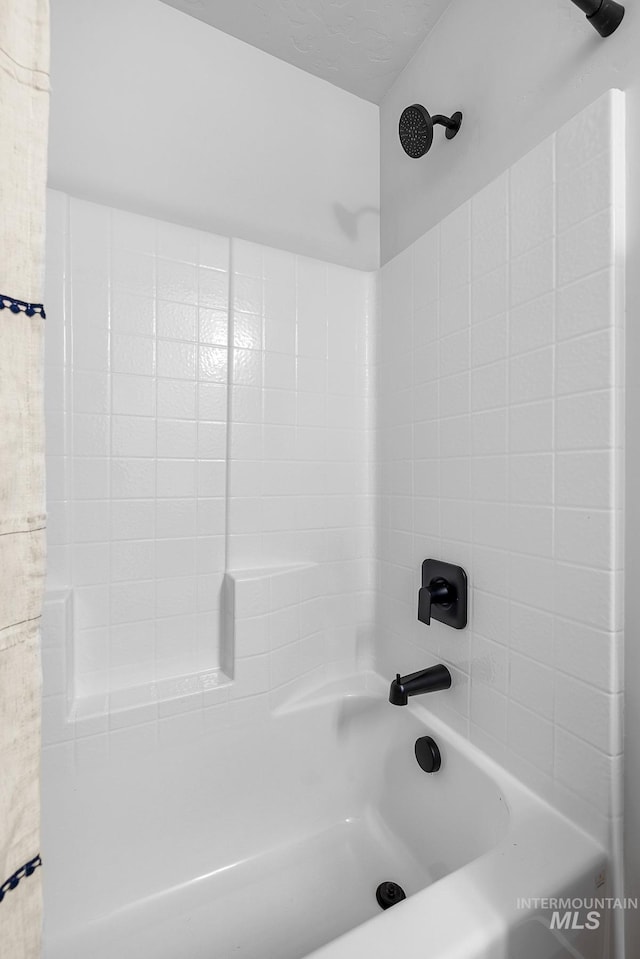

left=389, top=665, right=452, bottom=706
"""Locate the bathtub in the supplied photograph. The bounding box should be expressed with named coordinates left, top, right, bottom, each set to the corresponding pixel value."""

left=42, top=673, right=607, bottom=959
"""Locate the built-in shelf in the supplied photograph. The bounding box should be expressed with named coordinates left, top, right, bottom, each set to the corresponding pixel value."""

left=43, top=561, right=321, bottom=730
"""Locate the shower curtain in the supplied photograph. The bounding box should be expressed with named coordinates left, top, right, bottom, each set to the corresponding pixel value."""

left=0, top=1, right=50, bottom=956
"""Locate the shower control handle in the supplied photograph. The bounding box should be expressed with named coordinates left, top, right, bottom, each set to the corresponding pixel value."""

left=418, top=579, right=453, bottom=626
left=418, top=559, right=468, bottom=630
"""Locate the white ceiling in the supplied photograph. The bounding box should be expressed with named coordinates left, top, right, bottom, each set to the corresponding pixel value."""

left=159, top=0, right=451, bottom=104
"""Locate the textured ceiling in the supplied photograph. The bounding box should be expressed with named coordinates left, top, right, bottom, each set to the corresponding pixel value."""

left=159, top=0, right=452, bottom=103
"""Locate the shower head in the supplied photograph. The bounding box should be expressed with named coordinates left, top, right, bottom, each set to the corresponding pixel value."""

left=569, top=0, right=624, bottom=36
left=399, top=105, right=462, bottom=159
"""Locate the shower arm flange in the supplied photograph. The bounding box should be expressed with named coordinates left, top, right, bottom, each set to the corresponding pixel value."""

left=431, top=112, right=463, bottom=141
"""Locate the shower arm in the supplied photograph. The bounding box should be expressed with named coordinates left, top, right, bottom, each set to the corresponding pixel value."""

left=430, top=115, right=460, bottom=133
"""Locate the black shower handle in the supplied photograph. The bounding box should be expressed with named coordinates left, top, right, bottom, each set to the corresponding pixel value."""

left=417, top=578, right=454, bottom=626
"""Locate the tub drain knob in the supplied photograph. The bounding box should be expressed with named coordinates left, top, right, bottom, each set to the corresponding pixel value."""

left=376, top=881, right=407, bottom=910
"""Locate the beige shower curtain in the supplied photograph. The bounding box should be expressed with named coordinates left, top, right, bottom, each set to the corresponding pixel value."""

left=0, top=1, right=50, bottom=956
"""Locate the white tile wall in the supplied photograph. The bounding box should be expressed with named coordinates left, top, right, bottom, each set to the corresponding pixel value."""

left=43, top=192, right=375, bottom=726
left=227, top=239, right=375, bottom=685
left=45, top=194, right=230, bottom=705
left=374, top=91, right=625, bottom=845
left=43, top=93, right=624, bottom=855
left=227, top=563, right=329, bottom=704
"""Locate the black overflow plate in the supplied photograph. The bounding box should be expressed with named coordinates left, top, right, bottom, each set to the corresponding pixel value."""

left=415, top=735, right=442, bottom=773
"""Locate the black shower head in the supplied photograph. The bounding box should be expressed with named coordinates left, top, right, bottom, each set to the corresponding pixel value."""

left=399, top=104, right=433, bottom=158
left=569, top=0, right=624, bottom=36
left=399, top=104, right=462, bottom=159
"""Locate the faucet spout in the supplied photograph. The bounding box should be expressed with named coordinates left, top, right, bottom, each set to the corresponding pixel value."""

left=389, top=665, right=452, bottom=706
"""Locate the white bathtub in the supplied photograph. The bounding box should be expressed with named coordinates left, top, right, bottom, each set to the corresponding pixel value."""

left=43, top=673, right=607, bottom=959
